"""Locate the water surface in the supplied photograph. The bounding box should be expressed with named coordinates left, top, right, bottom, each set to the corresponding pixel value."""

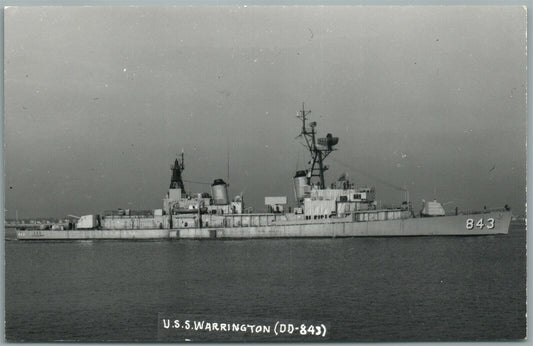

left=5, top=224, right=526, bottom=341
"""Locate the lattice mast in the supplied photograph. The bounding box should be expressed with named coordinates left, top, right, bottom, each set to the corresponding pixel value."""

left=296, top=103, right=338, bottom=189
left=169, top=150, right=186, bottom=192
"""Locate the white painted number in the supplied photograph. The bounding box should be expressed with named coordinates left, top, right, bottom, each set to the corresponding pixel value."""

left=466, top=218, right=495, bottom=230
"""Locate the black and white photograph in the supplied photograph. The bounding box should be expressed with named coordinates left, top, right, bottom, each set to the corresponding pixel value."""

left=3, top=5, right=527, bottom=342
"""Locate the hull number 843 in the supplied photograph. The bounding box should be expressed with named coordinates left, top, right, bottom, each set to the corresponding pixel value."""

left=466, top=218, right=495, bottom=230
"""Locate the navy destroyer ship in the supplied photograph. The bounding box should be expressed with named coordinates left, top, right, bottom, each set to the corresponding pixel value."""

left=16, top=106, right=511, bottom=240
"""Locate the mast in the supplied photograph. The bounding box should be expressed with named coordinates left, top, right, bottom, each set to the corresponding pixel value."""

left=169, top=150, right=186, bottom=193
left=296, top=103, right=338, bottom=189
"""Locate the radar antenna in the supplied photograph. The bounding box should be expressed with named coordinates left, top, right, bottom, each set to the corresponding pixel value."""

left=296, top=103, right=338, bottom=189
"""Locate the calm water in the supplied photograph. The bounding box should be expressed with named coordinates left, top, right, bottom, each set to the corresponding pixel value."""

left=5, top=224, right=526, bottom=342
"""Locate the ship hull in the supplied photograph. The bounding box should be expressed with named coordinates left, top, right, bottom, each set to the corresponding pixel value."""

left=16, top=210, right=511, bottom=240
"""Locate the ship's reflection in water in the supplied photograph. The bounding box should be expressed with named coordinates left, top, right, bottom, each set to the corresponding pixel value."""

left=5, top=223, right=526, bottom=342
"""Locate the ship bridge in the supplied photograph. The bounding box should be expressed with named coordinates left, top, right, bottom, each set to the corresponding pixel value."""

left=303, top=186, right=376, bottom=219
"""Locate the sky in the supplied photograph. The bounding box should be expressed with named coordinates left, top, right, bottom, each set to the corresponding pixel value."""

left=4, top=6, right=527, bottom=218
